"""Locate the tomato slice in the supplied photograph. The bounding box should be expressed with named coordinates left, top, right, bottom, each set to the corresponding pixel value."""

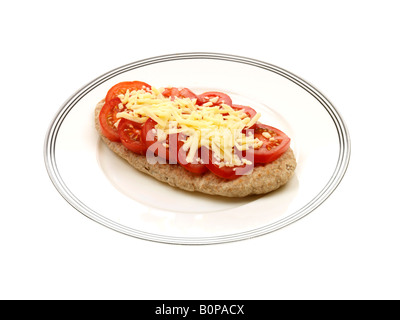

left=99, top=97, right=123, bottom=142
left=197, top=92, right=233, bottom=107
left=177, top=140, right=208, bottom=174
left=162, top=87, right=198, bottom=101
left=249, top=124, right=291, bottom=164
left=232, top=104, right=257, bottom=120
left=204, top=148, right=253, bottom=180
left=162, top=87, right=179, bottom=99
left=105, top=81, right=151, bottom=103
left=142, top=118, right=178, bottom=163
left=117, top=118, right=147, bottom=155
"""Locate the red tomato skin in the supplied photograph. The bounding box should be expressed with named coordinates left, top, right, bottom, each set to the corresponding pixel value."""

left=249, top=124, right=291, bottom=164
left=141, top=118, right=178, bottom=163
left=117, top=119, right=147, bottom=155
left=162, top=87, right=198, bottom=102
left=178, top=88, right=198, bottom=101
left=99, top=97, right=123, bottom=142
left=105, top=81, right=151, bottom=103
left=197, top=92, right=233, bottom=106
left=177, top=140, right=208, bottom=175
left=204, top=148, right=253, bottom=180
left=232, top=104, right=257, bottom=119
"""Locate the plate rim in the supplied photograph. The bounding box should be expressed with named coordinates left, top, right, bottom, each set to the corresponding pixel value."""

left=44, top=52, right=351, bottom=245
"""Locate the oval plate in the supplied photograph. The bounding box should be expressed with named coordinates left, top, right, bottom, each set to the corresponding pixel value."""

left=44, top=53, right=350, bottom=245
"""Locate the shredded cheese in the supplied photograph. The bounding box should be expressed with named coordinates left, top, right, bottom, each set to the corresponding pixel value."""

left=116, top=87, right=262, bottom=166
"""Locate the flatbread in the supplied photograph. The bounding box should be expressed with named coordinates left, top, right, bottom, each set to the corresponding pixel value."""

left=95, top=100, right=296, bottom=197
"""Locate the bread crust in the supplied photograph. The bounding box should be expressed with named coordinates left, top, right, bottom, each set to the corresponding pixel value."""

left=95, top=100, right=296, bottom=197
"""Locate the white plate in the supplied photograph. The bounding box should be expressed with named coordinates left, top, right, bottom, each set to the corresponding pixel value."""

left=44, top=53, right=350, bottom=244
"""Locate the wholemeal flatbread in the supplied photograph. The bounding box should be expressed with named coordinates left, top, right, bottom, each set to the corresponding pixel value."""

left=95, top=100, right=296, bottom=197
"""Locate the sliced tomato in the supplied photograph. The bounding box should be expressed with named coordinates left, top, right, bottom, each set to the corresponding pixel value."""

left=179, top=88, right=198, bottom=100
left=142, top=118, right=178, bottom=163
left=162, top=87, right=198, bottom=101
left=197, top=91, right=233, bottom=107
left=232, top=104, right=257, bottom=120
left=99, top=97, right=123, bottom=142
left=248, top=124, right=291, bottom=164
left=105, top=81, right=151, bottom=103
left=117, top=118, right=147, bottom=155
left=177, top=140, right=208, bottom=174
left=162, top=87, right=180, bottom=99
left=204, top=148, right=253, bottom=180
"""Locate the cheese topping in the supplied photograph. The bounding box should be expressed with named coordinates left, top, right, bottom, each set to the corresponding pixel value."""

left=116, top=87, right=262, bottom=167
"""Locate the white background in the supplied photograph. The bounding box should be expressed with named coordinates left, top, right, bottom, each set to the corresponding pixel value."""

left=1, top=0, right=399, bottom=300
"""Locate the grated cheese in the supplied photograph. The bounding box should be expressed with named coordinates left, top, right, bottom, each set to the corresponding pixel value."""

left=115, top=87, right=263, bottom=166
